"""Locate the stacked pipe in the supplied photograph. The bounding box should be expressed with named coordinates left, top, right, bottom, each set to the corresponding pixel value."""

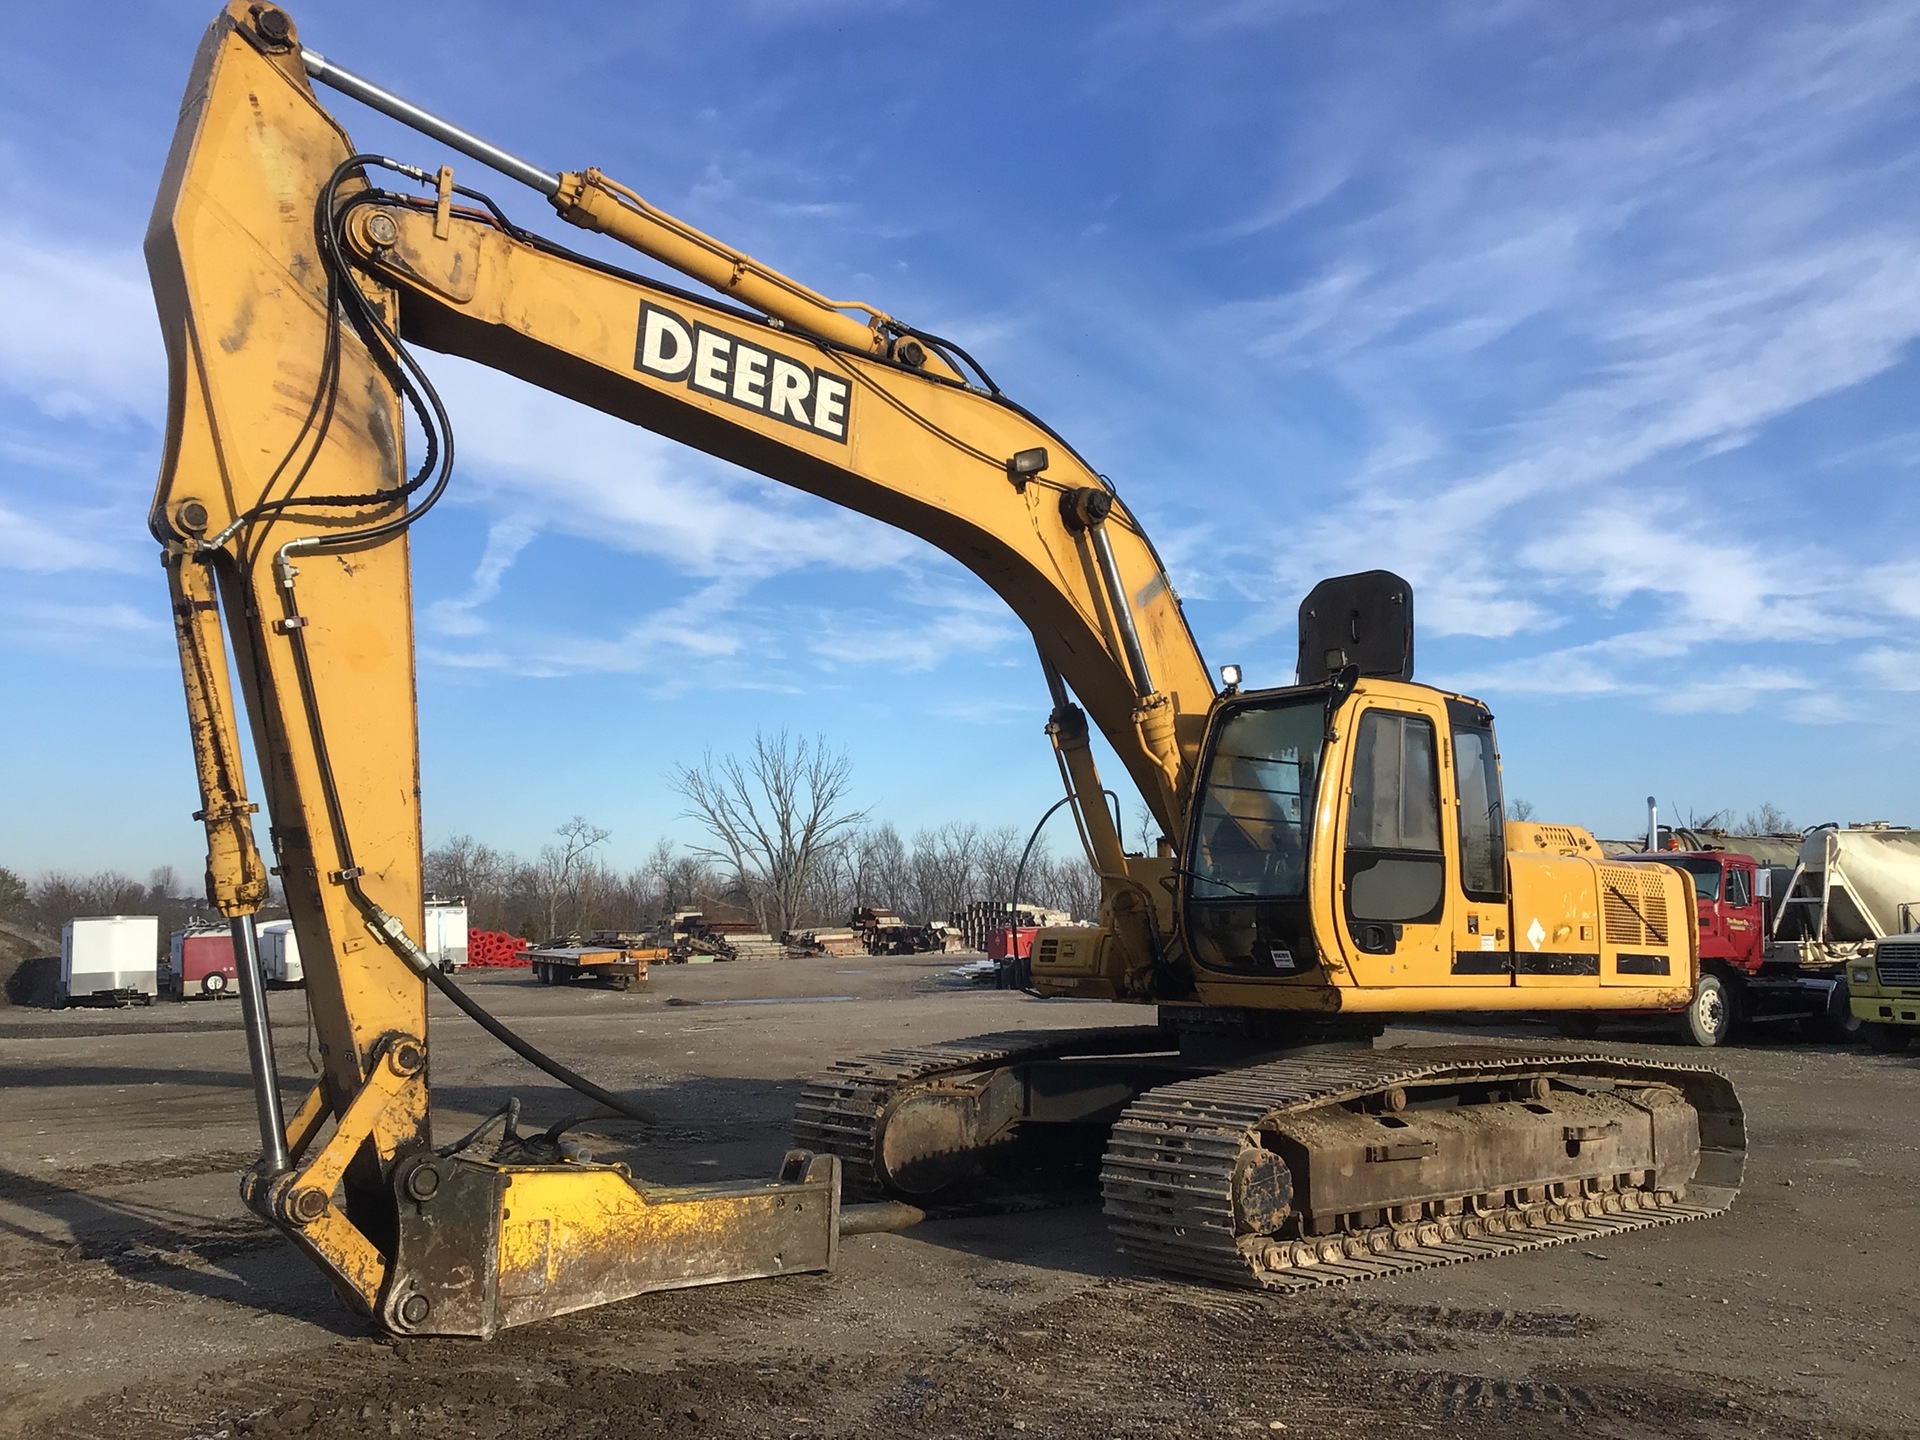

left=465, top=930, right=530, bottom=968
left=950, top=900, right=1072, bottom=952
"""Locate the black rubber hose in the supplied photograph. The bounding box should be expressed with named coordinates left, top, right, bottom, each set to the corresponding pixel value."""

left=418, top=960, right=662, bottom=1127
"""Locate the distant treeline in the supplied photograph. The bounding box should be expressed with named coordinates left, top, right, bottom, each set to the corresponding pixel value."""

left=0, top=865, right=231, bottom=958
left=0, top=821, right=1100, bottom=951
left=425, top=821, right=1100, bottom=941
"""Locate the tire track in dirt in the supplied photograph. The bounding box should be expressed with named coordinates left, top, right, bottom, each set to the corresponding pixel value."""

left=31, top=1269, right=1895, bottom=1440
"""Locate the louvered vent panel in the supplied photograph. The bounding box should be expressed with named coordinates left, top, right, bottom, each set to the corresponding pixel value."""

left=1600, top=865, right=1671, bottom=948
left=1036, top=939, right=1059, bottom=965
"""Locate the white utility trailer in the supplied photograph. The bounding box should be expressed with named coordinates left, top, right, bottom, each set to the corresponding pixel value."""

left=423, top=898, right=469, bottom=971
left=61, top=915, right=160, bottom=1006
left=257, top=919, right=304, bottom=986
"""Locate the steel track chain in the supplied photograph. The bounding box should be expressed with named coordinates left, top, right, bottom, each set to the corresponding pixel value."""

left=1101, top=1044, right=1743, bottom=1292
left=792, top=1026, right=1174, bottom=1199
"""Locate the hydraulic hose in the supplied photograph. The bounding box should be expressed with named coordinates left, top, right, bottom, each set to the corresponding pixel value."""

left=415, top=958, right=661, bottom=1126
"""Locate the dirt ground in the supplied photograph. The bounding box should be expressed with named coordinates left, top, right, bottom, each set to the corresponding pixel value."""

left=0, top=955, right=1913, bottom=1440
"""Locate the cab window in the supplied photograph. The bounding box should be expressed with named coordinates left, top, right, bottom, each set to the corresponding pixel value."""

left=1661, top=856, right=1722, bottom=902
left=1725, top=868, right=1752, bottom=907
left=1344, top=710, right=1445, bottom=924
left=1188, top=695, right=1325, bottom=902
left=1451, top=723, right=1505, bottom=901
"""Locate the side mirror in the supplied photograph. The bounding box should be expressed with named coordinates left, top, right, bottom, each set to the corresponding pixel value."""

left=1753, top=867, right=1772, bottom=901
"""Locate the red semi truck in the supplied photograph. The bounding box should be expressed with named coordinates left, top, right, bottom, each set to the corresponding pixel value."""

left=1606, top=848, right=1851, bottom=1046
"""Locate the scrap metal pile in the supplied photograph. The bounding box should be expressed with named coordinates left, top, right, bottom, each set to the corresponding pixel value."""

left=848, top=907, right=962, bottom=956
left=950, top=900, right=1072, bottom=953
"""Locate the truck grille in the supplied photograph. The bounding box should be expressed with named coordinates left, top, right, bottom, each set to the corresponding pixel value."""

left=1600, top=866, right=1672, bottom=949
left=1876, top=941, right=1920, bottom=988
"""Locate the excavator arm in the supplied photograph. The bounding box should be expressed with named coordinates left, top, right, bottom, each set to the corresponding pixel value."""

left=145, top=3, right=1213, bottom=1334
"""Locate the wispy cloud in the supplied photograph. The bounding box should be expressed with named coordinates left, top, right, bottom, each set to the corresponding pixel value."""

left=428, top=359, right=920, bottom=579
left=424, top=514, right=540, bottom=637
left=425, top=578, right=750, bottom=681
left=1860, top=647, right=1920, bottom=692
left=801, top=575, right=1023, bottom=674
left=0, top=598, right=168, bottom=652
left=406, top=357, right=1037, bottom=682
left=0, top=229, right=159, bottom=423
left=1163, top=3, right=1920, bottom=711
left=0, top=500, right=138, bottom=574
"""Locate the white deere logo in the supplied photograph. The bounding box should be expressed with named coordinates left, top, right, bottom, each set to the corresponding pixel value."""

left=635, top=301, right=851, bottom=443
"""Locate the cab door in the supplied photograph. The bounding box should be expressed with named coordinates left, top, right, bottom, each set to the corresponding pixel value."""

left=1721, top=862, right=1764, bottom=969
left=1333, top=699, right=1455, bottom=988
left=1444, top=702, right=1512, bottom=986
left=1693, top=860, right=1725, bottom=958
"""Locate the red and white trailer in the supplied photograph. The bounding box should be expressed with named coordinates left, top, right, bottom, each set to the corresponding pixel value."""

left=167, top=926, right=239, bottom=999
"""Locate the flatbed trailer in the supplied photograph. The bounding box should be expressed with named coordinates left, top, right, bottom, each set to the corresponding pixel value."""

left=525, top=944, right=660, bottom=992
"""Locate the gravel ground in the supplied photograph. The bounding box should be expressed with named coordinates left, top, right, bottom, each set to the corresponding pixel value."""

left=0, top=956, right=1913, bottom=1439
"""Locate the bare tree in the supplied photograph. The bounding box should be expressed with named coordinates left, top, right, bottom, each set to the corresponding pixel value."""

left=911, top=821, right=983, bottom=923
left=1129, top=801, right=1159, bottom=857
left=1505, top=798, right=1536, bottom=822
left=977, top=825, right=1025, bottom=909
left=1031, top=851, right=1102, bottom=922
left=860, top=823, right=913, bottom=916
left=27, top=869, right=206, bottom=957
left=1737, top=802, right=1796, bottom=834
left=534, top=816, right=611, bottom=940
left=802, top=834, right=860, bottom=922
left=424, top=834, right=507, bottom=907
left=673, top=731, right=867, bottom=935
left=644, top=837, right=720, bottom=916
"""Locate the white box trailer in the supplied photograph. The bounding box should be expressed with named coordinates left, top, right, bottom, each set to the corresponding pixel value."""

left=258, top=919, right=303, bottom=986
left=423, top=898, right=469, bottom=971
left=61, top=915, right=159, bottom=1006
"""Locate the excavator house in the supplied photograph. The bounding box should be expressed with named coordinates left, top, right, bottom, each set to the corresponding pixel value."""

left=148, top=4, right=1744, bottom=1337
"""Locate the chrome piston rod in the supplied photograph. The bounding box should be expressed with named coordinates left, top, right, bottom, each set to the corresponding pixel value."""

left=1088, top=521, right=1155, bottom=699
left=229, top=913, right=291, bottom=1174
left=301, top=49, right=561, bottom=197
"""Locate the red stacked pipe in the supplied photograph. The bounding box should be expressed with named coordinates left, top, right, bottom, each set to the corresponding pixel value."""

left=465, top=930, right=530, bottom=968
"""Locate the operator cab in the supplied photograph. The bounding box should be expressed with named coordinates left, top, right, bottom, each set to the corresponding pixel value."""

left=1180, top=573, right=1507, bottom=979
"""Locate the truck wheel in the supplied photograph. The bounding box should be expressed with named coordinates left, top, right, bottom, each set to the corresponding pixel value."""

left=1686, top=974, right=1740, bottom=1048
left=1806, top=977, right=1863, bottom=1042
left=533, top=963, right=550, bottom=985
left=1864, top=1022, right=1912, bottom=1053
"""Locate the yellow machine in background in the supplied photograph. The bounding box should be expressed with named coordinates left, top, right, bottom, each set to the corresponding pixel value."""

left=147, top=4, right=1741, bottom=1334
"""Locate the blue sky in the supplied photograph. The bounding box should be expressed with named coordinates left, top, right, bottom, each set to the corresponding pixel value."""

left=2, top=0, right=1916, bottom=877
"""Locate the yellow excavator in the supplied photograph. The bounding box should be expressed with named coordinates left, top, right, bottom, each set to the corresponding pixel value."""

left=148, top=3, right=1743, bottom=1336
